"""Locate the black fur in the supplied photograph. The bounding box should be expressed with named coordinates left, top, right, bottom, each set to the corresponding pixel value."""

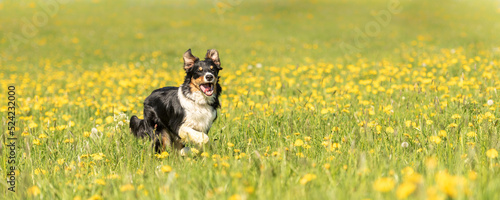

left=130, top=49, right=222, bottom=153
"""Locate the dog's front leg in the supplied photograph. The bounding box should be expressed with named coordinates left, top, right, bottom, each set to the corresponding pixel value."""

left=178, top=125, right=209, bottom=151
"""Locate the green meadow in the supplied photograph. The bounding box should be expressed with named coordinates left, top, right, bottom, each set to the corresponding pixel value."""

left=1, top=0, right=500, bottom=199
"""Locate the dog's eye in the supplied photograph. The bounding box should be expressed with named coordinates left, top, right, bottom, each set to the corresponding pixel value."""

left=210, top=66, right=213, bottom=69
left=198, top=67, right=203, bottom=71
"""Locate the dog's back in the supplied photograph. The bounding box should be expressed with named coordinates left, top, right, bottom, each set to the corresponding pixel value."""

left=130, top=87, right=184, bottom=149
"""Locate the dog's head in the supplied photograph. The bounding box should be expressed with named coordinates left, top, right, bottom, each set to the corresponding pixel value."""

left=183, top=49, right=222, bottom=97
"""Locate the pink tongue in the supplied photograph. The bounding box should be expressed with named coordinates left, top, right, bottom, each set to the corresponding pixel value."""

left=201, top=84, right=211, bottom=93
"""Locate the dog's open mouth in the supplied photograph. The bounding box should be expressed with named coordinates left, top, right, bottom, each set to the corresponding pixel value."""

left=199, top=83, right=214, bottom=96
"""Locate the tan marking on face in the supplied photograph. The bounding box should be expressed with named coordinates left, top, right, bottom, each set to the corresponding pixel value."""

left=198, top=67, right=203, bottom=71
left=210, top=66, right=213, bottom=69
left=190, top=76, right=205, bottom=92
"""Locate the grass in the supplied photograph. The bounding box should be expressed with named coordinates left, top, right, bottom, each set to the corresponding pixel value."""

left=1, top=0, right=500, bottom=199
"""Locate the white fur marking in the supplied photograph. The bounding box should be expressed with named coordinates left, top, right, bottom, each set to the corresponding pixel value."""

left=178, top=88, right=216, bottom=148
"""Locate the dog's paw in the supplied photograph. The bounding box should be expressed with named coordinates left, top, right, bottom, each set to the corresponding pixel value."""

left=179, top=131, right=188, bottom=142
left=200, top=133, right=209, bottom=145
left=191, top=133, right=209, bottom=146
left=180, top=147, right=191, bottom=157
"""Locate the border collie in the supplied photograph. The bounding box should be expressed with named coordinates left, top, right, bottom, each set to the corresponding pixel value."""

left=130, top=49, right=222, bottom=155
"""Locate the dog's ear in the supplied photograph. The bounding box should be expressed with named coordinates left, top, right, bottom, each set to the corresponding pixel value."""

left=205, top=49, right=222, bottom=70
left=183, top=49, right=198, bottom=71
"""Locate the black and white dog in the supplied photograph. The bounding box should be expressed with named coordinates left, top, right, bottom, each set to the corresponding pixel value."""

left=130, top=49, right=222, bottom=155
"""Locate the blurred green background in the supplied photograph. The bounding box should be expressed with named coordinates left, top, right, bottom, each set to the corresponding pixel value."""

left=1, top=0, right=499, bottom=71
left=1, top=1, right=500, bottom=199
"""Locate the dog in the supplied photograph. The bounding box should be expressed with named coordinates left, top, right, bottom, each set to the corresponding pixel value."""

left=130, top=49, right=222, bottom=155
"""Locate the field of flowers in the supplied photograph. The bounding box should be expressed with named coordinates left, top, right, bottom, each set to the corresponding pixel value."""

left=1, top=0, right=500, bottom=199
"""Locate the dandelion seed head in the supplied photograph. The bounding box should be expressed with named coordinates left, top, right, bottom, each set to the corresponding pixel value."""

left=401, top=142, right=409, bottom=148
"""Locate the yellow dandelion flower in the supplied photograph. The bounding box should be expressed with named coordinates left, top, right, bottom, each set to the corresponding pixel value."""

left=155, top=151, right=169, bottom=159
left=425, top=156, right=438, bottom=169
left=299, top=173, right=317, bottom=185
left=64, top=138, right=74, bottom=143
left=229, top=194, right=241, bottom=200
left=33, top=139, right=41, bottom=145
left=191, top=148, right=200, bottom=154
left=230, top=172, right=243, bottom=178
left=429, top=136, right=442, bottom=144
left=91, top=153, right=105, bottom=161
left=28, top=186, right=41, bottom=196
left=426, top=187, right=441, bottom=200
left=28, top=121, right=38, bottom=128
left=34, top=168, right=47, bottom=175
left=406, top=173, right=423, bottom=184
left=383, top=105, right=393, bottom=114
left=94, top=179, right=106, bottom=186
left=105, top=116, right=114, bottom=124
left=451, top=114, right=461, bottom=119
left=401, top=166, right=414, bottom=176
left=435, top=171, right=468, bottom=198
left=486, top=149, right=498, bottom=159
left=373, top=177, right=395, bottom=192
left=106, top=174, right=120, bottom=179
left=227, top=142, right=235, bottom=147
left=386, top=126, right=395, bottom=134
left=484, top=112, right=495, bottom=120
left=466, top=132, right=477, bottom=138
left=396, top=182, right=417, bottom=199
left=120, top=184, right=135, bottom=192
left=323, top=163, right=331, bottom=170
left=135, top=33, right=144, bottom=39
left=294, top=139, right=304, bottom=147
left=83, top=131, right=91, bottom=138
left=438, top=130, right=447, bottom=137
left=468, top=171, right=477, bottom=180
left=38, top=133, right=48, bottom=139
left=245, top=186, right=255, bottom=194
left=161, top=165, right=172, bottom=173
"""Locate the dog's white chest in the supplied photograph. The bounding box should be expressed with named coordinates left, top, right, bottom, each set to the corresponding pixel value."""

left=183, top=104, right=216, bottom=132
left=178, top=88, right=217, bottom=133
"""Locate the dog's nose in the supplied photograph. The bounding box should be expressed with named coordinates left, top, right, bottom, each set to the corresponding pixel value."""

left=205, top=74, right=214, bottom=81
